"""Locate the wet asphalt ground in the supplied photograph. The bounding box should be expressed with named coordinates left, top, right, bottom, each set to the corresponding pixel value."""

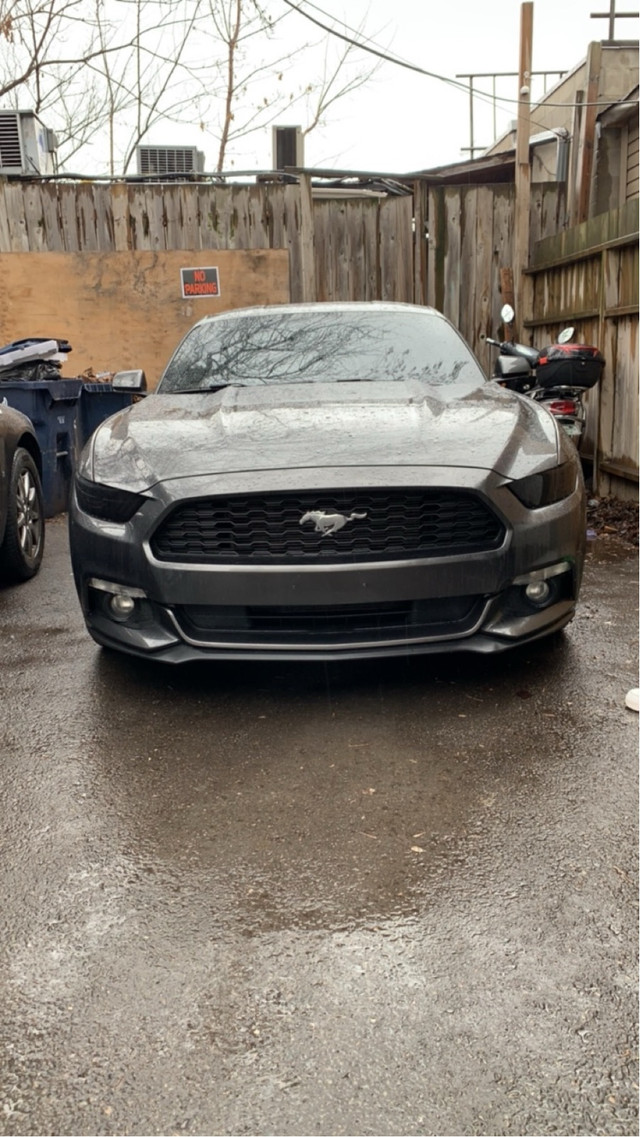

left=0, top=517, right=638, bottom=1137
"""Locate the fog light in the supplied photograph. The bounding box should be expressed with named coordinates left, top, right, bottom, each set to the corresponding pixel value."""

left=525, top=580, right=551, bottom=605
left=109, top=593, right=136, bottom=620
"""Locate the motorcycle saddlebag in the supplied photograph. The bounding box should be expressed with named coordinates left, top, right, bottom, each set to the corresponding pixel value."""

left=536, top=344, right=604, bottom=389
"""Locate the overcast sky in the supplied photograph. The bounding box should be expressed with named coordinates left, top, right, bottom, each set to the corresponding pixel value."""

left=242, top=0, right=640, bottom=173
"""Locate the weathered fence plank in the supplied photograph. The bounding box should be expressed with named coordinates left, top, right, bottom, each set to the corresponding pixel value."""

left=490, top=187, right=513, bottom=345
left=23, top=183, right=47, bottom=252
left=144, top=187, right=166, bottom=252
left=2, top=182, right=30, bottom=251
left=178, top=185, right=200, bottom=249
left=459, top=188, right=478, bottom=352
left=162, top=186, right=183, bottom=250
left=110, top=184, right=130, bottom=251
left=59, top=188, right=81, bottom=251
left=443, top=188, right=461, bottom=329
left=474, top=187, right=495, bottom=349
left=380, top=196, right=413, bottom=302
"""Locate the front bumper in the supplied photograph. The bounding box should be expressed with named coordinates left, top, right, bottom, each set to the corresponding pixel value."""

left=68, top=465, right=586, bottom=663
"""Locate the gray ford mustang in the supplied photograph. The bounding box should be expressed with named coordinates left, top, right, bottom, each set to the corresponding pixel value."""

left=69, top=302, right=586, bottom=663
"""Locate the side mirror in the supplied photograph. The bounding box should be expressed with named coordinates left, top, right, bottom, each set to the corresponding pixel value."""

left=557, top=327, right=575, bottom=345
left=112, top=369, right=147, bottom=393
left=501, top=303, right=515, bottom=325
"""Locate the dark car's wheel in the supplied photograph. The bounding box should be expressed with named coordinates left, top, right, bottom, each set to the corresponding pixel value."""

left=0, top=448, right=45, bottom=582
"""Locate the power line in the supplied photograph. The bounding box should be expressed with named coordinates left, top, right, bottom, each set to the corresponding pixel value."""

left=281, top=0, right=639, bottom=113
left=282, top=1, right=491, bottom=98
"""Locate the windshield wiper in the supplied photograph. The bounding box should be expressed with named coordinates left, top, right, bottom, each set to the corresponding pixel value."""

left=167, top=382, right=245, bottom=394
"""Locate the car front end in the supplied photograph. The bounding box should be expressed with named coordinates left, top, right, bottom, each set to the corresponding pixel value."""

left=69, top=366, right=585, bottom=664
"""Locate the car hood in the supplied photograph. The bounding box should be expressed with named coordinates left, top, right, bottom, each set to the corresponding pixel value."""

left=85, top=380, right=559, bottom=492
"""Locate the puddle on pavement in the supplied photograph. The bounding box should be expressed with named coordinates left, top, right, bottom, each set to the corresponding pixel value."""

left=586, top=536, right=638, bottom=564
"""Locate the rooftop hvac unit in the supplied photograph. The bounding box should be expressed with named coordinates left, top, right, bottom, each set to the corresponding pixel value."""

left=0, top=111, right=57, bottom=175
left=136, top=145, right=205, bottom=176
left=272, top=125, right=304, bottom=170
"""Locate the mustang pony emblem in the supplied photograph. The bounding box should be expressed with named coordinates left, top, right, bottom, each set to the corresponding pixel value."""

left=300, top=509, right=368, bottom=536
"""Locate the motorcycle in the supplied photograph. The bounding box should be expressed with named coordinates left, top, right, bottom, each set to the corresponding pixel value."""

left=486, top=305, right=604, bottom=447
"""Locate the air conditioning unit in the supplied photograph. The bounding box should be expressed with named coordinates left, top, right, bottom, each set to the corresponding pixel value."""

left=136, top=145, right=205, bottom=176
left=0, top=111, right=57, bottom=175
left=272, top=125, right=304, bottom=170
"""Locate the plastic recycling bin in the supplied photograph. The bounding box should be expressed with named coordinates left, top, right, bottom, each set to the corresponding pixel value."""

left=0, top=379, right=83, bottom=517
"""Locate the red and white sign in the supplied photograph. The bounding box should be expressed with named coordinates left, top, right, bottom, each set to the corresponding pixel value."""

left=180, top=267, right=220, bottom=298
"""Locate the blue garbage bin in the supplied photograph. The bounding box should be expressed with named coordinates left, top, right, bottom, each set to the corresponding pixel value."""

left=78, top=383, right=136, bottom=449
left=1, top=379, right=138, bottom=517
left=1, top=379, right=83, bottom=517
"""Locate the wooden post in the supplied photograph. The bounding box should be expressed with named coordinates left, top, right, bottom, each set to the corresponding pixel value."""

left=298, top=173, right=316, bottom=303
left=567, top=90, right=585, bottom=227
left=500, top=266, right=515, bottom=339
left=514, top=2, right=533, bottom=338
left=413, top=179, right=426, bottom=306
left=575, top=42, right=603, bottom=225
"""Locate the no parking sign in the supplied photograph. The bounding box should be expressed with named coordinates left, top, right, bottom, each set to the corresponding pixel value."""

left=180, top=266, right=220, bottom=298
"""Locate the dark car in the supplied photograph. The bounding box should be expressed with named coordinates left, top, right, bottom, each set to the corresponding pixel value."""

left=0, top=402, right=45, bottom=582
left=69, top=302, right=586, bottom=664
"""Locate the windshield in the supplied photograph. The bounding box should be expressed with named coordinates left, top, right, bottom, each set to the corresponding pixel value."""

left=157, top=308, right=484, bottom=393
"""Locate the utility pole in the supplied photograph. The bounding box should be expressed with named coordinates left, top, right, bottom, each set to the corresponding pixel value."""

left=514, top=2, right=533, bottom=337
left=575, top=41, right=603, bottom=225
left=590, top=1, right=639, bottom=40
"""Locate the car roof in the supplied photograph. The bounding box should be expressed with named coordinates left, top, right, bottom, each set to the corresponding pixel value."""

left=194, top=301, right=445, bottom=328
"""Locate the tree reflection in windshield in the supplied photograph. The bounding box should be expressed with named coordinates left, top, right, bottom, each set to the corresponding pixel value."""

left=158, top=308, right=484, bottom=392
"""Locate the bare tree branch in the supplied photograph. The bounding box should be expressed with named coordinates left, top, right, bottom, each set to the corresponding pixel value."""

left=0, top=0, right=380, bottom=174
left=303, top=22, right=382, bottom=137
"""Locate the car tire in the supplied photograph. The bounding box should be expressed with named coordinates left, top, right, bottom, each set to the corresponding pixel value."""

left=0, top=448, right=45, bottom=583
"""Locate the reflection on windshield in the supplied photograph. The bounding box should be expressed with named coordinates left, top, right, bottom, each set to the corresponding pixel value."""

left=158, top=310, right=483, bottom=393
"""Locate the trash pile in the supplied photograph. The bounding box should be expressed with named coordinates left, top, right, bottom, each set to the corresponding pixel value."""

left=587, top=496, right=639, bottom=547
left=79, top=367, right=116, bottom=383
left=0, top=337, right=72, bottom=383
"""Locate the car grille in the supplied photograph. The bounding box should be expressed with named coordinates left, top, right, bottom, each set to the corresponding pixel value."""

left=173, top=596, right=487, bottom=647
left=151, top=489, right=505, bottom=564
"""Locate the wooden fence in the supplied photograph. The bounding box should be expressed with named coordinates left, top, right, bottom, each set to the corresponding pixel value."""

left=423, top=182, right=569, bottom=374
left=0, top=177, right=417, bottom=306
left=0, top=175, right=636, bottom=498
left=425, top=187, right=638, bottom=501
left=0, top=174, right=569, bottom=344
left=524, top=200, right=639, bottom=501
left=0, top=176, right=420, bottom=386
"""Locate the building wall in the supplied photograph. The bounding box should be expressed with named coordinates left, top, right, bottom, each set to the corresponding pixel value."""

left=486, top=42, right=639, bottom=197
left=624, top=116, right=639, bottom=200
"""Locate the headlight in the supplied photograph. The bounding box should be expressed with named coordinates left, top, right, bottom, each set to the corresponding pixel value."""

left=75, top=476, right=147, bottom=522
left=508, top=463, right=577, bottom=509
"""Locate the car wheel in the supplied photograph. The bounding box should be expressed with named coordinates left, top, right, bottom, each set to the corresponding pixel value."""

left=0, top=448, right=45, bottom=582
